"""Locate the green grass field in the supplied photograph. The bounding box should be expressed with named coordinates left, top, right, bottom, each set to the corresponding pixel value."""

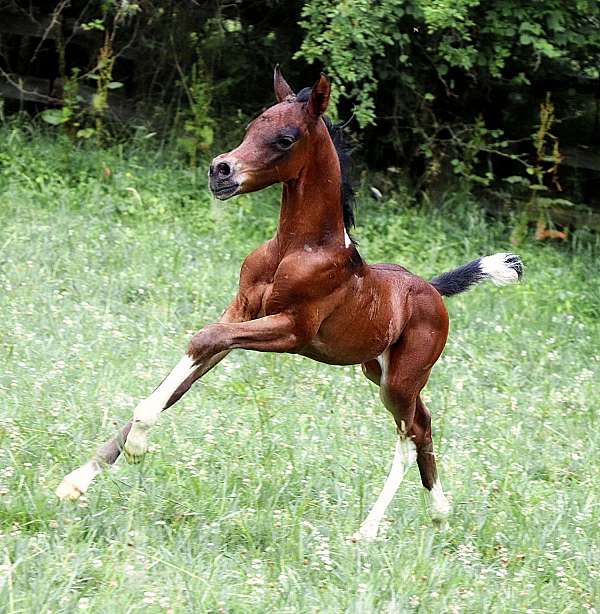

left=1, top=128, right=599, bottom=613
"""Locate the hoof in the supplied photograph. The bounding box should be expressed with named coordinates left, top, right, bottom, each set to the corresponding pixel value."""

left=55, top=461, right=100, bottom=501
left=430, top=499, right=451, bottom=524
left=123, top=431, right=148, bottom=464
left=432, top=517, right=449, bottom=531
left=427, top=482, right=451, bottom=526
left=350, top=523, right=379, bottom=543
left=55, top=478, right=83, bottom=501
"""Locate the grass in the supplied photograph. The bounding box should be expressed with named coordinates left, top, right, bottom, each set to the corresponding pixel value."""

left=1, top=127, right=599, bottom=613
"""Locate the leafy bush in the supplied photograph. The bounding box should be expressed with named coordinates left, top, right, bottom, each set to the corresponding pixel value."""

left=297, top=0, right=600, bottom=212
left=298, top=0, right=600, bottom=127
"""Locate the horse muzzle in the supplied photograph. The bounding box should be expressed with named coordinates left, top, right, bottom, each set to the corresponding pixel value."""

left=209, top=158, right=241, bottom=200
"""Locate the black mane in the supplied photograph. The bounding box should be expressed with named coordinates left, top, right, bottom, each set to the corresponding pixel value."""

left=296, top=87, right=357, bottom=235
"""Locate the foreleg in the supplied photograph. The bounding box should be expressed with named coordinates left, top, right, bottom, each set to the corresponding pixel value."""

left=57, top=307, right=315, bottom=501
left=122, top=351, right=227, bottom=462
left=124, top=311, right=313, bottom=461
left=55, top=348, right=229, bottom=501
left=56, top=298, right=252, bottom=501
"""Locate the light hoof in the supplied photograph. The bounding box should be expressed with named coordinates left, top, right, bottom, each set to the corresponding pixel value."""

left=56, top=461, right=101, bottom=501
left=427, top=481, right=451, bottom=526
left=350, top=523, right=380, bottom=543
left=430, top=498, right=451, bottom=523
left=432, top=517, right=449, bottom=531
left=55, top=478, right=83, bottom=501
left=123, top=431, right=148, bottom=464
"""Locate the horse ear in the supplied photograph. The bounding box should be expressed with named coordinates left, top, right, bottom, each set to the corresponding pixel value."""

left=307, top=73, right=331, bottom=117
left=274, top=64, right=294, bottom=102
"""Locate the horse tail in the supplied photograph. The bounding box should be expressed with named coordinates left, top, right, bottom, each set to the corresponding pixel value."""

left=430, top=252, right=523, bottom=297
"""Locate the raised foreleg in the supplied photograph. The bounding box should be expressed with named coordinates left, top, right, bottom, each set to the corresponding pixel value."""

left=122, top=351, right=227, bottom=463
left=125, top=311, right=316, bottom=461
left=56, top=296, right=255, bottom=500
left=56, top=306, right=317, bottom=501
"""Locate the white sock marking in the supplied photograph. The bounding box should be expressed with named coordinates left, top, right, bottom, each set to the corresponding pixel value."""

left=480, top=252, right=520, bottom=285
left=133, top=355, right=197, bottom=427
left=58, top=351, right=229, bottom=499
left=55, top=460, right=102, bottom=501
left=426, top=478, right=451, bottom=520
left=352, top=437, right=416, bottom=541
left=125, top=354, right=197, bottom=459
left=344, top=230, right=352, bottom=248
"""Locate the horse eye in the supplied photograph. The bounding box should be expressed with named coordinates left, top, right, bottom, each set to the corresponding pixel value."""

left=276, top=136, right=295, bottom=150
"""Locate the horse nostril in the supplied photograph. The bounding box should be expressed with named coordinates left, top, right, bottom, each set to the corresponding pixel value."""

left=216, top=161, right=232, bottom=178
left=209, top=163, right=215, bottom=177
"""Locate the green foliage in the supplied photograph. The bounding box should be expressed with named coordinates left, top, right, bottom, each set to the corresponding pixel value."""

left=298, top=0, right=600, bottom=126
left=89, top=35, right=116, bottom=138
left=297, top=0, right=406, bottom=125
left=0, top=125, right=214, bottom=221
left=510, top=95, right=571, bottom=244
left=40, top=108, right=69, bottom=126
left=3, top=0, right=599, bottom=224
left=36, top=3, right=138, bottom=142
left=297, top=0, right=600, bottom=223
left=40, top=69, right=85, bottom=137
left=176, top=58, right=215, bottom=170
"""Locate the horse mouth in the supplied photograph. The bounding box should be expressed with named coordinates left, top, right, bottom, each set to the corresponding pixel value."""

left=212, top=183, right=240, bottom=200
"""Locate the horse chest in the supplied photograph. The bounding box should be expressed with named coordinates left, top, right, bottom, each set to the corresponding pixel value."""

left=265, top=263, right=345, bottom=313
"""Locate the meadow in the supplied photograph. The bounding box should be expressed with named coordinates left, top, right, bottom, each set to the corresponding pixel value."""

left=1, top=126, right=599, bottom=613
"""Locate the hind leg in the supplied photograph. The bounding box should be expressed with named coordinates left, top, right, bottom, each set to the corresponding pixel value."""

left=353, top=301, right=449, bottom=540
left=352, top=373, right=447, bottom=541
left=351, top=428, right=417, bottom=541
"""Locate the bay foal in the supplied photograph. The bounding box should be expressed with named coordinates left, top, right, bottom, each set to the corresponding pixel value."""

left=57, top=68, right=522, bottom=541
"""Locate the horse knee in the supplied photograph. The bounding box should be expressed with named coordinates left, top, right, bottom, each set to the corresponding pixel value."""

left=188, top=325, right=222, bottom=361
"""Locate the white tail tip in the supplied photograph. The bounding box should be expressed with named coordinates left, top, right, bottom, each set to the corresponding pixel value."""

left=479, top=252, right=523, bottom=286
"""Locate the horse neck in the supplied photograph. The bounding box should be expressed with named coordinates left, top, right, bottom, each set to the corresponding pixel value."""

left=276, top=125, right=344, bottom=251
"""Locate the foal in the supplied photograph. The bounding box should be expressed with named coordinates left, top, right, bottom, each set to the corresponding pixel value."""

left=57, top=68, right=522, bottom=541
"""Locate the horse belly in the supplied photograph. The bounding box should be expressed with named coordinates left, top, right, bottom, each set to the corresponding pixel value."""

left=300, top=305, right=400, bottom=366
left=300, top=268, right=417, bottom=365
